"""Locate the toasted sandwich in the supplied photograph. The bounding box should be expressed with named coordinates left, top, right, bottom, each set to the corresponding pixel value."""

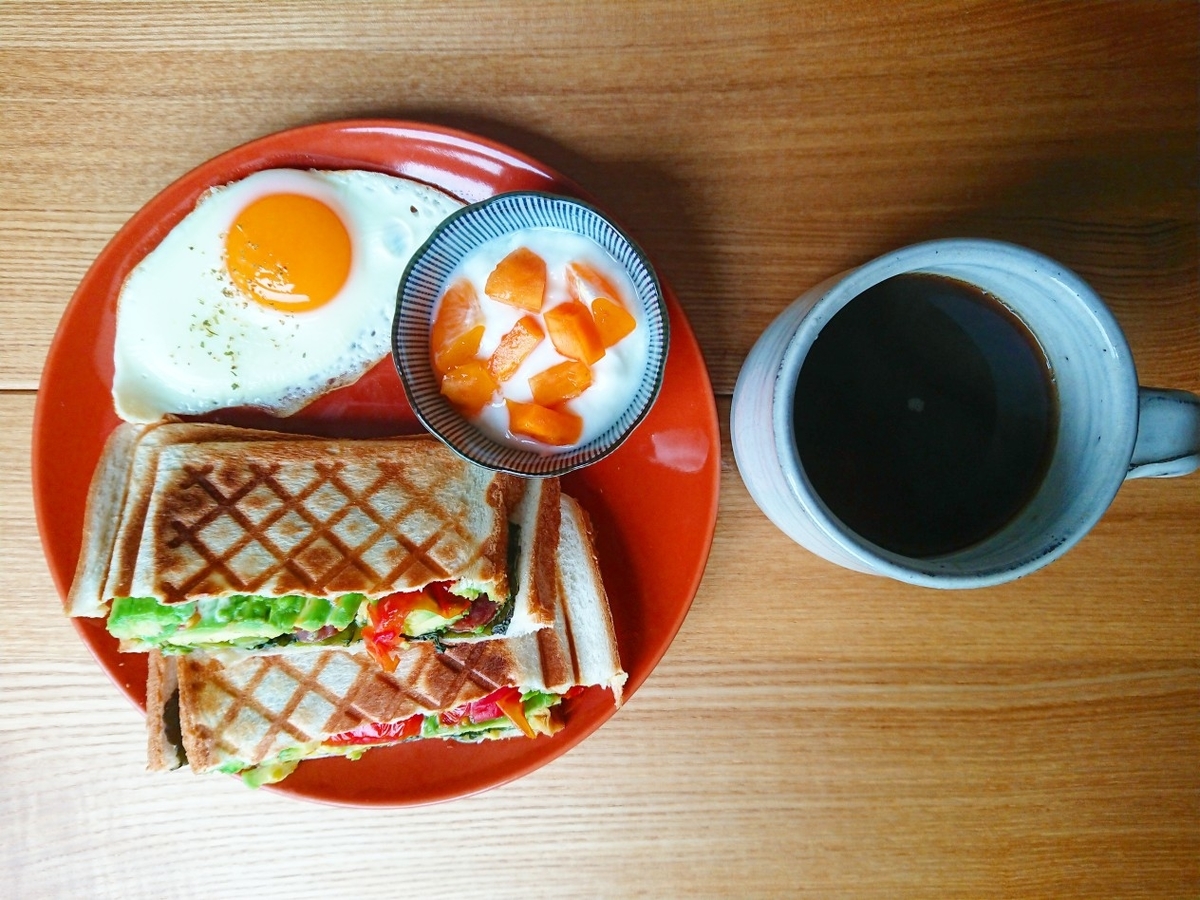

left=68, top=422, right=560, bottom=658
left=148, top=495, right=625, bottom=786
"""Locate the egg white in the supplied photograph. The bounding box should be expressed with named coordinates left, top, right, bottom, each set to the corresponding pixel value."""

left=112, top=168, right=463, bottom=423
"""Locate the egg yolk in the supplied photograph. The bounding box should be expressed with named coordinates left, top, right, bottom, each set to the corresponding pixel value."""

left=224, top=193, right=351, bottom=311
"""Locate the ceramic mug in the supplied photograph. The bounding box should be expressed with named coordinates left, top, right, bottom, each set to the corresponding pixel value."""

left=731, top=238, right=1200, bottom=588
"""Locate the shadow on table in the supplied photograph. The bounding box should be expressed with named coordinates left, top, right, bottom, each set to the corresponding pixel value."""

left=887, top=133, right=1195, bottom=299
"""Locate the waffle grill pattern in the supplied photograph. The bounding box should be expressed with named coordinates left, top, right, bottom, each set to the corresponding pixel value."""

left=182, top=643, right=510, bottom=768
left=144, top=442, right=498, bottom=602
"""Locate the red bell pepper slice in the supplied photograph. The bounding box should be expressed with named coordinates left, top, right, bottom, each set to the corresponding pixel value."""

left=491, top=686, right=536, bottom=738
left=324, top=714, right=423, bottom=747
left=363, top=584, right=473, bottom=670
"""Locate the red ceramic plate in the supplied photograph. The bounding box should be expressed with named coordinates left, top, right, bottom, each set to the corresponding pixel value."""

left=32, top=120, right=719, bottom=807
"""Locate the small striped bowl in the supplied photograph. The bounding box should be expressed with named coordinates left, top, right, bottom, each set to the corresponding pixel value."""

left=392, top=191, right=669, bottom=476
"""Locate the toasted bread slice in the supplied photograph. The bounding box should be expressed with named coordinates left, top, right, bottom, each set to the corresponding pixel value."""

left=552, top=494, right=626, bottom=705
left=448, top=476, right=561, bottom=642
left=68, top=423, right=145, bottom=618
left=69, top=424, right=514, bottom=616
left=130, top=437, right=509, bottom=602
left=146, top=650, right=183, bottom=771
left=70, top=422, right=301, bottom=616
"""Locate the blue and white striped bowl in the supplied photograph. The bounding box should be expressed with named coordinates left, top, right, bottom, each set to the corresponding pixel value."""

left=392, top=191, right=669, bottom=476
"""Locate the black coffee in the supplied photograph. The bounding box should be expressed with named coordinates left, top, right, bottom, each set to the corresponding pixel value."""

left=792, top=273, right=1057, bottom=558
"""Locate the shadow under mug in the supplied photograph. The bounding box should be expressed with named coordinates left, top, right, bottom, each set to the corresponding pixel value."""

left=731, top=238, right=1200, bottom=589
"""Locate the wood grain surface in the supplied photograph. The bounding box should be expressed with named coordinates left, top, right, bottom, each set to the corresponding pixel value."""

left=1, top=2, right=1197, bottom=897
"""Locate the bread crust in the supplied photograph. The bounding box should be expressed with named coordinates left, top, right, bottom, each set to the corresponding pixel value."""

left=484, top=477, right=560, bottom=640
left=71, top=422, right=297, bottom=615
left=146, top=650, right=183, bottom=771
left=106, top=423, right=297, bottom=603
left=67, top=423, right=143, bottom=617
left=556, top=495, right=626, bottom=705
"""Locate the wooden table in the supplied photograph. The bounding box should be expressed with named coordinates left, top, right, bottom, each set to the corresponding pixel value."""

left=2, top=2, right=1196, bottom=896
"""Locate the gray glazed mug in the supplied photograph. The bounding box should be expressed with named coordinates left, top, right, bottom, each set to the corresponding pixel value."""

left=731, top=239, right=1200, bottom=588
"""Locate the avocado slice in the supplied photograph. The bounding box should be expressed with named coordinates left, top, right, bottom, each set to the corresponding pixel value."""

left=107, top=592, right=365, bottom=650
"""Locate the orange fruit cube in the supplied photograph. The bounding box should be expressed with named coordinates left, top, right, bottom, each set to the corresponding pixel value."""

left=544, top=301, right=605, bottom=365
left=433, top=323, right=485, bottom=377
left=431, top=278, right=482, bottom=355
left=485, top=247, right=546, bottom=312
left=488, top=315, right=545, bottom=382
left=440, top=360, right=498, bottom=414
left=506, top=399, right=584, bottom=447
left=567, top=260, right=625, bottom=308
left=591, top=296, right=637, bottom=347
left=528, top=360, right=593, bottom=407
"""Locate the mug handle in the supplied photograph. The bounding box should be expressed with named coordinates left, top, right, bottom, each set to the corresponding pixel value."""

left=1127, top=388, right=1200, bottom=479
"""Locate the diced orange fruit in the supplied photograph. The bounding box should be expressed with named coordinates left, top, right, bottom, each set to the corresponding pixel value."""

left=433, top=323, right=485, bottom=377
left=591, top=296, right=637, bottom=347
left=528, top=360, right=593, bottom=407
left=567, top=261, right=625, bottom=308
left=488, top=315, right=544, bottom=382
left=440, top=360, right=498, bottom=414
left=485, top=247, right=547, bottom=312
left=431, top=278, right=482, bottom=354
left=544, top=301, right=605, bottom=365
left=506, top=399, right=584, bottom=446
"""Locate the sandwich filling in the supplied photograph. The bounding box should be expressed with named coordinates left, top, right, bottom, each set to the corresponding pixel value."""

left=108, top=528, right=521, bottom=655
left=226, top=686, right=573, bottom=787
left=107, top=582, right=508, bottom=654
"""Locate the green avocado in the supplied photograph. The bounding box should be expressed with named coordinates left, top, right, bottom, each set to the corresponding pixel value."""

left=106, top=592, right=366, bottom=650
left=403, top=607, right=461, bottom=636
left=520, top=690, right=559, bottom=713
left=108, top=596, right=196, bottom=640
left=267, top=595, right=306, bottom=631
left=240, top=757, right=300, bottom=788
left=181, top=594, right=277, bottom=643
left=295, top=596, right=359, bottom=632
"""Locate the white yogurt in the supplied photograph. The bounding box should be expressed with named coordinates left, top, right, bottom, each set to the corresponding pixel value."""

left=436, top=227, right=649, bottom=451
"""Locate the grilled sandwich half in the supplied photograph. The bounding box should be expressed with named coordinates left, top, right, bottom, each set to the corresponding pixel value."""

left=68, top=422, right=560, bottom=656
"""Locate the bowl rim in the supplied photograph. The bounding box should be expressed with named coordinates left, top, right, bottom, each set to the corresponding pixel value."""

left=392, top=189, right=670, bottom=477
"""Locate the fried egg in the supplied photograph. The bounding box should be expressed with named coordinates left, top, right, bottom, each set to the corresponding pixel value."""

left=112, top=168, right=463, bottom=422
